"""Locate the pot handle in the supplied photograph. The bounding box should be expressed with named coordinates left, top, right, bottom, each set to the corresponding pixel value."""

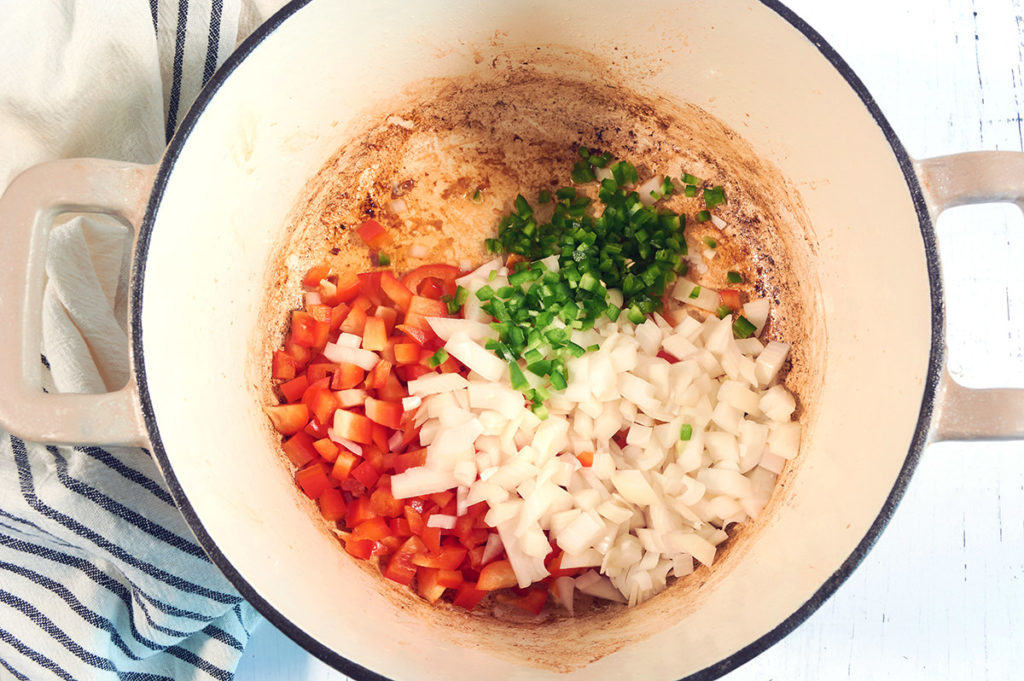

left=0, top=158, right=157, bottom=446
left=914, top=151, right=1024, bottom=441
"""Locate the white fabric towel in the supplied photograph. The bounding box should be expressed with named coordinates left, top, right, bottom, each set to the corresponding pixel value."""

left=0, top=1, right=289, bottom=679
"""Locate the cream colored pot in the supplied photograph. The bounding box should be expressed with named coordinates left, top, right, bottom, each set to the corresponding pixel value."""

left=2, top=2, right=1022, bottom=679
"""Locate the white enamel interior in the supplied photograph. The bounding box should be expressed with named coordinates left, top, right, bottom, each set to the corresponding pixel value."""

left=139, top=1, right=934, bottom=679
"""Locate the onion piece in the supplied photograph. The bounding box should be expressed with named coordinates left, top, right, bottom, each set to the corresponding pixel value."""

left=426, top=317, right=497, bottom=343
left=336, top=332, right=362, bottom=348
left=551, top=576, right=576, bottom=615
left=427, top=514, right=457, bottom=529
left=328, top=433, right=362, bottom=456
left=575, top=570, right=626, bottom=603
left=322, top=343, right=379, bottom=371
left=742, top=298, right=770, bottom=334
left=754, top=341, right=790, bottom=386
left=406, top=373, right=469, bottom=396
left=390, top=467, right=458, bottom=499
left=637, top=175, right=663, bottom=206
left=444, top=332, right=506, bottom=382
left=760, top=385, right=796, bottom=422
left=671, top=277, right=722, bottom=313
left=481, top=532, right=505, bottom=566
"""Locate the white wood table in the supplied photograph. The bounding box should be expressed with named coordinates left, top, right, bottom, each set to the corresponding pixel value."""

left=235, top=2, right=1024, bottom=679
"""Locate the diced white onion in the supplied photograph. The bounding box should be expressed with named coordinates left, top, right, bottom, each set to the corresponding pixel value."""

left=427, top=514, right=457, bottom=529
left=380, top=257, right=800, bottom=607
left=322, top=343, right=379, bottom=371
left=336, top=332, right=362, bottom=348
left=671, top=278, right=721, bottom=313
left=637, top=175, right=663, bottom=206
left=329, top=434, right=362, bottom=456
left=390, top=467, right=457, bottom=499
left=742, top=298, right=770, bottom=334
left=426, top=317, right=497, bottom=343
left=444, top=332, right=506, bottom=382
left=407, top=373, right=469, bottom=396
left=760, top=385, right=796, bottom=422
left=755, top=341, right=790, bottom=386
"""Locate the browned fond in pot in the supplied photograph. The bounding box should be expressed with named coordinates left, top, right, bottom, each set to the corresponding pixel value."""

left=254, top=45, right=824, bottom=671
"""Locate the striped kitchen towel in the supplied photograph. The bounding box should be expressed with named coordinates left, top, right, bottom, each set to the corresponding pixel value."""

left=0, top=1, right=287, bottom=679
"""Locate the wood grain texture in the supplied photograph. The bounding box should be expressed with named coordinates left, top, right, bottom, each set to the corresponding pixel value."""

left=235, top=1, right=1024, bottom=679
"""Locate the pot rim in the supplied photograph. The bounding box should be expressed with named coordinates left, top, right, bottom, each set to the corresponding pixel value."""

left=129, top=1, right=944, bottom=679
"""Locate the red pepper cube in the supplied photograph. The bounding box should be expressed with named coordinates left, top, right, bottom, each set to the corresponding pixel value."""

left=365, top=397, right=403, bottom=430
left=380, top=271, right=413, bottom=312
left=333, top=409, right=373, bottom=444
left=355, top=219, right=389, bottom=250
left=279, top=375, right=309, bottom=403
left=720, top=289, right=742, bottom=311
left=329, top=302, right=350, bottom=331
left=366, top=359, right=393, bottom=390
left=302, top=264, right=331, bottom=288
left=369, top=486, right=404, bottom=518
left=342, top=536, right=374, bottom=560
left=318, top=487, right=346, bottom=522
left=281, top=431, right=318, bottom=468
left=362, top=316, right=388, bottom=352
left=352, top=517, right=391, bottom=542
left=403, top=295, right=449, bottom=330
left=346, top=496, right=378, bottom=527
left=340, top=305, right=367, bottom=335
left=264, top=404, right=309, bottom=436
left=330, top=449, right=359, bottom=482
left=295, top=462, right=330, bottom=499
left=330, top=363, right=366, bottom=391
left=272, top=351, right=297, bottom=380
left=383, top=535, right=427, bottom=586
left=335, top=272, right=361, bottom=302
left=357, top=271, right=385, bottom=306
left=291, top=310, right=329, bottom=348
left=476, top=559, right=517, bottom=591
left=312, top=437, right=339, bottom=463
left=452, top=583, right=488, bottom=610
left=394, top=343, right=420, bottom=365
left=401, top=264, right=459, bottom=295
left=393, top=448, right=427, bottom=474
left=351, top=460, right=380, bottom=489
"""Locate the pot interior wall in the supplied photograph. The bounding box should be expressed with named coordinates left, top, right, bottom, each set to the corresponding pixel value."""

left=138, top=1, right=934, bottom=679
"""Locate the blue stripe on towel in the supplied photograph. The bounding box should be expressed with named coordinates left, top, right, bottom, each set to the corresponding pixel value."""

left=0, top=653, right=30, bottom=681
left=43, top=446, right=205, bottom=559
left=165, top=0, right=191, bottom=140
left=202, top=0, right=223, bottom=85
left=200, top=624, right=244, bottom=652
left=0, top=626, right=76, bottom=681
left=0, top=589, right=118, bottom=674
left=75, top=446, right=176, bottom=507
left=0, top=531, right=208, bottom=634
left=0, top=558, right=162, bottom=656
left=12, top=436, right=242, bottom=605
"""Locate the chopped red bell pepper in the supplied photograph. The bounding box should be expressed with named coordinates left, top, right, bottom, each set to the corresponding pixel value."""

left=476, top=559, right=518, bottom=591
left=264, top=404, right=309, bottom=436
left=355, top=219, right=389, bottom=250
